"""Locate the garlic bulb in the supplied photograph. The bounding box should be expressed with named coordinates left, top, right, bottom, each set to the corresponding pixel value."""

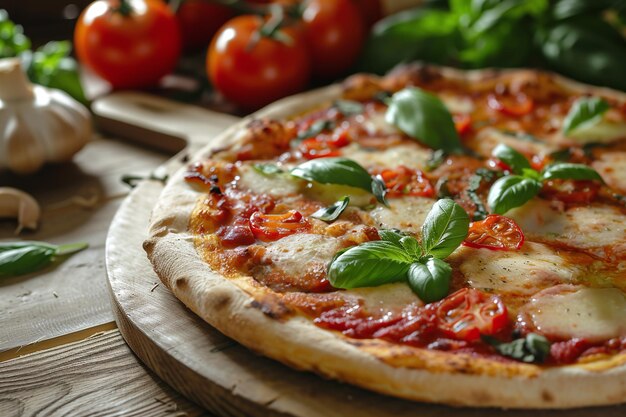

left=0, top=58, right=92, bottom=174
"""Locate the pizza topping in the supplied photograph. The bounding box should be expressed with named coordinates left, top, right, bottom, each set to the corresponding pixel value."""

left=540, top=179, right=600, bottom=204
left=385, top=87, right=464, bottom=154
left=298, top=128, right=350, bottom=160
left=249, top=210, right=311, bottom=242
left=463, top=215, right=524, bottom=251
left=487, top=93, right=534, bottom=116
left=311, top=196, right=350, bottom=222
left=372, top=166, right=435, bottom=198
left=453, top=113, right=472, bottom=136
left=328, top=199, right=469, bottom=303
left=562, top=97, right=610, bottom=136
left=483, top=333, right=550, bottom=363
left=436, top=288, right=508, bottom=342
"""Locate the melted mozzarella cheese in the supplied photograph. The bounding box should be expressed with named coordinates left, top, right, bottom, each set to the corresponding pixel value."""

left=567, top=120, right=626, bottom=144
left=471, top=128, right=556, bottom=159
left=357, top=109, right=399, bottom=136
left=345, top=283, right=421, bottom=314
left=592, top=151, right=626, bottom=193
left=440, top=94, right=475, bottom=114
left=369, top=196, right=435, bottom=235
left=527, top=286, right=626, bottom=341
left=237, top=164, right=302, bottom=197
left=507, top=200, right=626, bottom=258
left=454, top=242, right=580, bottom=295
left=262, top=233, right=340, bottom=277
left=344, top=142, right=431, bottom=171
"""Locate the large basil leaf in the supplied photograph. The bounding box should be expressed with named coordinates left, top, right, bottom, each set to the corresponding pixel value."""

left=386, top=88, right=464, bottom=154
left=491, top=144, right=531, bottom=175
left=488, top=175, right=542, bottom=215
left=421, top=199, right=470, bottom=259
left=327, top=241, right=412, bottom=289
left=290, top=158, right=385, bottom=204
left=407, top=258, right=451, bottom=303
left=0, top=241, right=88, bottom=278
left=562, top=97, right=610, bottom=135
left=541, top=163, right=604, bottom=182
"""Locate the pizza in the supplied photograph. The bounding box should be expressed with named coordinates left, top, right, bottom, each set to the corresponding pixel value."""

left=144, top=63, right=626, bottom=409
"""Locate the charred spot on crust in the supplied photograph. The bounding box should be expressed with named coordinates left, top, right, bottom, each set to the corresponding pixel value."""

left=249, top=295, right=293, bottom=320
left=211, top=292, right=232, bottom=311
left=175, top=277, right=188, bottom=290
left=541, top=390, right=554, bottom=403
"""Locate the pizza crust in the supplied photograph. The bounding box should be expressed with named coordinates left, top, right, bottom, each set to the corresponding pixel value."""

left=145, top=64, right=626, bottom=409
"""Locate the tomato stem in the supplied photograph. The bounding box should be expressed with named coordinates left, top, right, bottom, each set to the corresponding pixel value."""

left=115, top=0, right=134, bottom=16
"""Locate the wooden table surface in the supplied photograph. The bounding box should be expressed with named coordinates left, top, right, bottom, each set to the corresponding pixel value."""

left=0, top=131, right=213, bottom=416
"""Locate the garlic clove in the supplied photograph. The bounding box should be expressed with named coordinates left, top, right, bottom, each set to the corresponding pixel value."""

left=0, top=187, right=41, bottom=234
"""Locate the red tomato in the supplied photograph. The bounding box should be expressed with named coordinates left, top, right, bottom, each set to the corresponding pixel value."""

left=207, top=15, right=311, bottom=110
left=301, top=0, right=366, bottom=80
left=436, top=288, right=508, bottom=342
left=298, top=128, right=350, bottom=159
left=375, top=166, right=434, bottom=198
left=249, top=210, right=310, bottom=241
left=487, top=93, right=534, bottom=116
left=463, top=215, right=525, bottom=251
left=74, top=0, right=181, bottom=89
left=540, top=179, right=600, bottom=204
left=453, top=113, right=472, bottom=136
left=355, top=0, right=382, bottom=28
left=176, top=0, right=235, bottom=52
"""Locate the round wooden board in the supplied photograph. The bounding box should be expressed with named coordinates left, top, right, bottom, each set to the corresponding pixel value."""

left=105, top=175, right=626, bottom=417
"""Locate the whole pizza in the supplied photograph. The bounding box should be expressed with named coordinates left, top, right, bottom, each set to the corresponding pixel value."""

left=145, top=64, right=626, bottom=409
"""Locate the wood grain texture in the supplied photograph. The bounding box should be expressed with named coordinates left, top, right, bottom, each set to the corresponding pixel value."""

left=106, top=178, right=626, bottom=417
left=0, top=329, right=211, bottom=417
left=0, top=135, right=169, bottom=353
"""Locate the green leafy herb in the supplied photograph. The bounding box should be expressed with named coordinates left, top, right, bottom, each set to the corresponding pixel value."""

left=253, top=163, right=285, bottom=176
left=294, top=119, right=335, bottom=143
left=311, top=196, right=350, bottom=222
left=425, top=149, right=447, bottom=172
left=386, top=87, right=464, bottom=154
left=421, top=198, right=470, bottom=259
left=327, top=199, right=469, bottom=302
left=467, top=168, right=498, bottom=221
left=562, top=97, right=610, bottom=135
left=0, top=241, right=88, bottom=278
left=487, top=144, right=604, bottom=214
left=334, top=99, right=364, bottom=117
left=290, top=157, right=387, bottom=205
left=482, top=333, right=550, bottom=363
left=0, top=10, right=31, bottom=58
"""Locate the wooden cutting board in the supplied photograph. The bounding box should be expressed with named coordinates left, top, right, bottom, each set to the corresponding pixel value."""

left=100, top=92, right=625, bottom=417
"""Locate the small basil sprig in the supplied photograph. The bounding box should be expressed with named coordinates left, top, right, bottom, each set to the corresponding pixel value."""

left=290, top=157, right=387, bottom=206
left=385, top=87, right=464, bottom=154
left=0, top=241, right=88, bottom=278
left=312, top=196, right=350, bottom=222
left=334, top=99, right=364, bottom=117
left=294, top=119, right=335, bottom=144
left=482, top=333, right=550, bottom=363
left=327, top=199, right=469, bottom=303
left=488, top=144, right=604, bottom=214
left=562, top=97, right=610, bottom=136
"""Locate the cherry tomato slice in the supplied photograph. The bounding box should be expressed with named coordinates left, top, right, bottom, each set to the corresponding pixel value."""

left=436, top=288, right=508, bottom=342
left=463, top=215, right=524, bottom=251
left=540, top=179, right=600, bottom=204
left=375, top=166, right=434, bottom=198
left=487, top=94, right=534, bottom=116
left=249, top=210, right=310, bottom=241
left=453, top=113, right=472, bottom=136
left=298, top=129, right=350, bottom=160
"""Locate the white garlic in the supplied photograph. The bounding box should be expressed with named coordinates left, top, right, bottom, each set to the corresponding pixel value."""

left=0, top=187, right=41, bottom=234
left=0, top=58, right=92, bottom=174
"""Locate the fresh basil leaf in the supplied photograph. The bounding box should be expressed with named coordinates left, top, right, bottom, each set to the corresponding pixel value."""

left=0, top=10, right=31, bottom=58
left=327, top=241, right=412, bottom=289
left=483, top=333, right=550, bottom=363
left=253, top=163, right=284, bottom=176
left=562, top=97, right=610, bottom=135
left=0, top=241, right=54, bottom=253
left=311, top=196, right=350, bottom=222
left=470, top=0, right=549, bottom=34
left=334, top=99, right=364, bottom=117
left=488, top=175, right=542, bottom=215
left=399, top=236, right=422, bottom=260
left=386, top=88, right=463, bottom=154
left=0, top=241, right=88, bottom=278
left=290, top=158, right=382, bottom=203
left=467, top=169, right=498, bottom=221
left=407, top=258, right=451, bottom=303
left=371, top=175, right=389, bottom=206
left=421, top=199, right=470, bottom=259
left=521, top=168, right=541, bottom=181
left=378, top=229, right=408, bottom=246
left=491, top=144, right=531, bottom=175
left=295, top=119, right=335, bottom=143
left=425, top=149, right=446, bottom=172
left=541, top=163, right=604, bottom=182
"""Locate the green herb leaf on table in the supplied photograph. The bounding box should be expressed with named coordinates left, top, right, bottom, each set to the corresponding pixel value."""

left=491, top=144, right=531, bottom=175
left=562, top=97, right=610, bottom=135
left=488, top=175, right=542, bottom=215
left=290, top=157, right=387, bottom=205
left=421, top=198, right=470, bottom=259
left=311, top=196, right=350, bottom=222
left=482, top=333, right=550, bottom=363
left=0, top=241, right=88, bottom=278
left=407, top=258, right=452, bottom=303
left=385, top=87, right=464, bottom=154
left=541, top=163, right=605, bottom=182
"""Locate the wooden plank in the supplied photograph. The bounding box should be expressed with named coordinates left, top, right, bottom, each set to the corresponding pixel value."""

left=0, top=329, right=211, bottom=417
